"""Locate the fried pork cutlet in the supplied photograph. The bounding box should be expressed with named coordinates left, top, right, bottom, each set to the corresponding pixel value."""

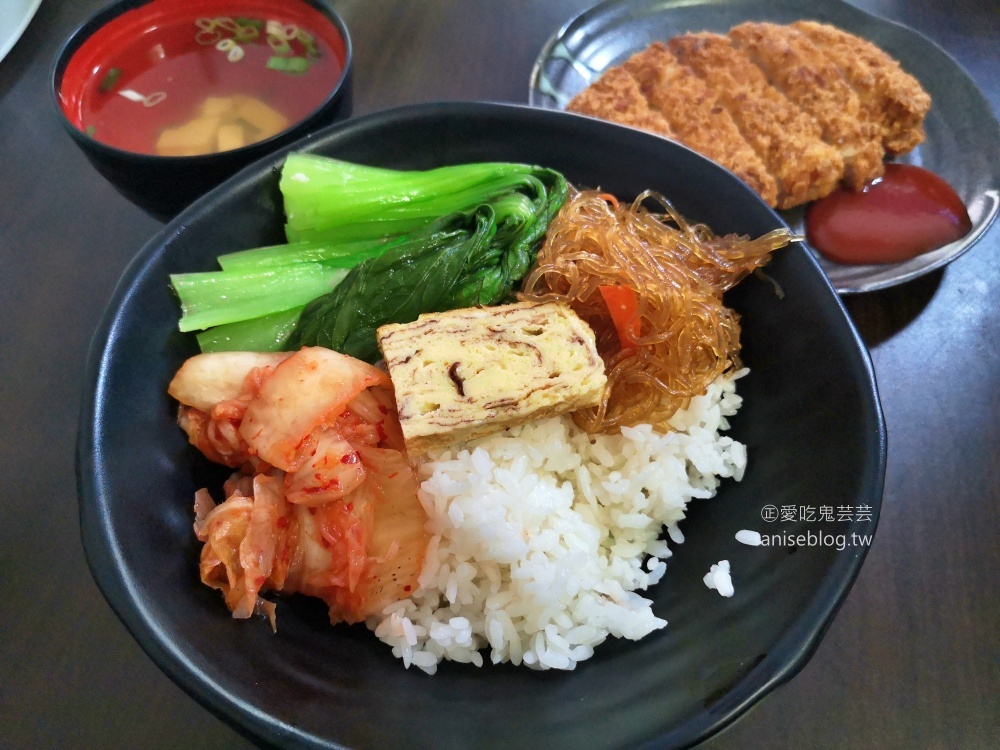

left=792, top=20, right=931, bottom=154
left=621, top=42, right=779, bottom=206
left=668, top=32, right=845, bottom=210
left=729, top=22, right=885, bottom=191
left=567, top=66, right=675, bottom=140
left=563, top=22, right=930, bottom=209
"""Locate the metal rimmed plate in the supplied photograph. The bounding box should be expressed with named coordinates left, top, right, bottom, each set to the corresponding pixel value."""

left=528, top=0, right=1000, bottom=294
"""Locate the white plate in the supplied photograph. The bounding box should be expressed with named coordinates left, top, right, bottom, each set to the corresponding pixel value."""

left=0, top=0, right=43, bottom=63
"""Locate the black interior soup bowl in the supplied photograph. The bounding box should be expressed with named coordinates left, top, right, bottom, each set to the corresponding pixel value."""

left=77, top=102, right=886, bottom=749
left=52, top=0, right=352, bottom=220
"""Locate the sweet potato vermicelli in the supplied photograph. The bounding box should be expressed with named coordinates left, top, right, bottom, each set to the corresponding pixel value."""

left=520, top=188, right=796, bottom=433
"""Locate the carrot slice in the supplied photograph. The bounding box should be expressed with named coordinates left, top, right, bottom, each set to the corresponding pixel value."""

left=598, top=284, right=640, bottom=350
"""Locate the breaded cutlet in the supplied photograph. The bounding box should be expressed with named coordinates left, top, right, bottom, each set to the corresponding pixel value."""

left=566, top=66, right=675, bottom=140
left=792, top=21, right=931, bottom=154
left=729, top=22, right=885, bottom=191
left=621, top=42, right=779, bottom=206
left=668, top=32, right=844, bottom=209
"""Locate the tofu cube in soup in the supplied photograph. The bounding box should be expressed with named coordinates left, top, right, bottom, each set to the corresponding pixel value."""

left=235, top=95, right=290, bottom=139
left=155, top=115, right=223, bottom=156
left=216, top=123, right=247, bottom=152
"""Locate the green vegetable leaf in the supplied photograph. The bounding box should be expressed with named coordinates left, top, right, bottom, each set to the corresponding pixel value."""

left=171, top=156, right=567, bottom=355
left=286, top=167, right=568, bottom=361
left=172, top=263, right=347, bottom=332
left=279, top=155, right=562, bottom=244
left=266, top=55, right=311, bottom=74
left=98, top=67, right=122, bottom=93
left=197, top=307, right=304, bottom=352
left=286, top=212, right=493, bottom=360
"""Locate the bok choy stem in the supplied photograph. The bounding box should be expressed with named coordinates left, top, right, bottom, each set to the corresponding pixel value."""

left=172, top=264, right=347, bottom=332
left=280, top=154, right=561, bottom=244
left=196, top=307, right=304, bottom=352
left=172, top=156, right=568, bottom=354
left=217, top=238, right=393, bottom=271
left=285, top=167, right=568, bottom=361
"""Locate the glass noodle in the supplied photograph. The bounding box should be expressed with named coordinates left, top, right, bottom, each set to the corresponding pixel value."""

left=519, top=188, right=795, bottom=433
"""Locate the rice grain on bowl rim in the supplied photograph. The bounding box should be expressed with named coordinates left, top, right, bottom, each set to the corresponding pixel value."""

left=370, top=369, right=749, bottom=674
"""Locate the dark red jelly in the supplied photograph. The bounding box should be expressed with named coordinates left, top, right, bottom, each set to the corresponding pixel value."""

left=806, top=164, right=972, bottom=265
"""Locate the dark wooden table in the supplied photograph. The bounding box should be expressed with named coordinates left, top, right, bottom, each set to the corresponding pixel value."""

left=1, top=1, right=996, bottom=748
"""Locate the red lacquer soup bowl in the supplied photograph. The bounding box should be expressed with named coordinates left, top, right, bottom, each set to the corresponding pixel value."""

left=52, top=0, right=352, bottom=218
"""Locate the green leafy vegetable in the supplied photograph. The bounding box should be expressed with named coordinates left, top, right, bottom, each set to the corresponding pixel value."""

left=280, top=155, right=564, bottom=244
left=171, top=263, right=347, bottom=333
left=217, top=237, right=394, bottom=271
left=196, top=307, right=304, bottom=352
left=98, top=67, right=122, bottom=93
left=266, top=55, right=311, bottom=74
left=285, top=168, right=567, bottom=361
left=172, top=156, right=568, bottom=355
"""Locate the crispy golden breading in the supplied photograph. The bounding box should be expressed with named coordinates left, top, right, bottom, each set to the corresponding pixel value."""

left=668, top=33, right=844, bottom=209
left=567, top=66, right=675, bottom=140
left=792, top=21, right=931, bottom=154
left=563, top=22, right=930, bottom=209
left=621, top=42, right=779, bottom=206
left=729, top=22, right=885, bottom=190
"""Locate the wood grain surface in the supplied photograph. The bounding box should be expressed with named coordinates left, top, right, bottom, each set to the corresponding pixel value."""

left=0, top=1, right=996, bottom=747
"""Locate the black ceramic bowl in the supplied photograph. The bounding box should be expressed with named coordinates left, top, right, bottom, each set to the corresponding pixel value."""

left=52, top=0, right=353, bottom=220
left=77, top=102, right=886, bottom=749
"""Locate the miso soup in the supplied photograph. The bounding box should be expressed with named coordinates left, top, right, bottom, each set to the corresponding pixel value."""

left=59, top=0, right=347, bottom=156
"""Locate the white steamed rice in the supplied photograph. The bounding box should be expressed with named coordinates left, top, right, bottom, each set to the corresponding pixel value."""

left=703, top=560, right=735, bottom=597
left=370, top=369, right=748, bottom=674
